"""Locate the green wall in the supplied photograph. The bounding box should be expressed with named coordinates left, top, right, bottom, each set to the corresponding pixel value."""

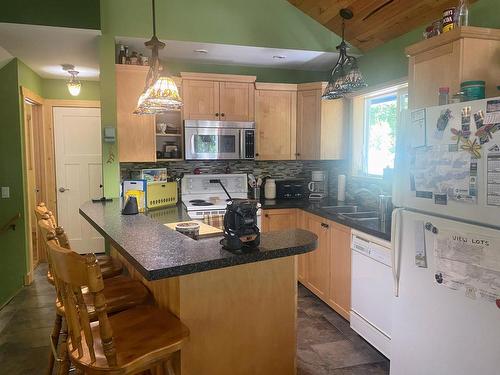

left=101, top=0, right=344, bottom=53
left=1, top=0, right=100, bottom=30
left=358, top=0, right=500, bottom=87
left=42, top=79, right=101, bottom=100
left=0, top=59, right=28, bottom=306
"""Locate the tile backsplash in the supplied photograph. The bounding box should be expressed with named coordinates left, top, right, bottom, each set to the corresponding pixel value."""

left=120, top=160, right=349, bottom=198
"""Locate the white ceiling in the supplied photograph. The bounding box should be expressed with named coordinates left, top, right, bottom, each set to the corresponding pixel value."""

left=0, top=23, right=100, bottom=80
left=0, top=22, right=347, bottom=81
left=118, top=37, right=342, bottom=71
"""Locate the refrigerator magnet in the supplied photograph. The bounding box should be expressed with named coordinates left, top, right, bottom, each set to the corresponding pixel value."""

left=435, top=273, right=444, bottom=284
left=496, top=299, right=500, bottom=309
left=434, top=193, right=448, bottom=205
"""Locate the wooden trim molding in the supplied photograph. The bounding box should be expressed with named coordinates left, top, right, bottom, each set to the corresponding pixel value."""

left=405, top=26, right=500, bottom=56
left=255, top=82, right=298, bottom=91
left=297, top=82, right=326, bottom=91
left=21, top=87, right=44, bottom=105
left=180, top=71, right=256, bottom=83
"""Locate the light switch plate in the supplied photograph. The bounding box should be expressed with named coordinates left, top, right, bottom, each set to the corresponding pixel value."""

left=1, top=186, right=10, bottom=198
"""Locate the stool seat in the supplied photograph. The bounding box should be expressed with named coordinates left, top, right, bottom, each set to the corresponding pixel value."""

left=56, top=276, right=150, bottom=318
left=69, top=305, right=189, bottom=374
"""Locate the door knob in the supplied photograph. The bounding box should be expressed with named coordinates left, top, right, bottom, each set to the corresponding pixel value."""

left=58, top=187, right=70, bottom=193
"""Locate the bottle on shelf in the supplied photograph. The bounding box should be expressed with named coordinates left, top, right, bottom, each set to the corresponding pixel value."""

left=124, top=45, right=130, bottom=64
left=455, top=0, right=469, bottom=27
left=118, top=44, right=126, bottom=64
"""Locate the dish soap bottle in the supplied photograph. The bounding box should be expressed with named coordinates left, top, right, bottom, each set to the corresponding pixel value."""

left=455, top=0, right=469, bottom=27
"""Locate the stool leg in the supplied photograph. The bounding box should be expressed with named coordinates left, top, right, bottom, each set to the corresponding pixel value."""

left=57, top=320, right=71, bottom=375
left=165, top=359, right=176, bottom=375
left=47, top=313, right=63, bottom=375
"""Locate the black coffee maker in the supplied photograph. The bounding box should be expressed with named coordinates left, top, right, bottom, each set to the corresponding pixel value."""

left=210, top=179, right=260, bottom=251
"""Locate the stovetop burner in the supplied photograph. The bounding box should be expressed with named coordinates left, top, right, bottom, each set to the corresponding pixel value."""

left=191, top=202, right=214, bottom=206
left=189, top=199, right=207, bottom=203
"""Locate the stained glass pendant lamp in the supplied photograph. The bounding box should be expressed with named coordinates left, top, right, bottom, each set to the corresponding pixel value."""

left=134, top=0, right=182, bottom=114
left=62, top=64, right=81, bottom=97
left=322, top=9, right=367, bottom=100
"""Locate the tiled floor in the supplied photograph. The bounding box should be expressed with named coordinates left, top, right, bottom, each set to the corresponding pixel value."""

left=1, top=264, right=389, bottom=374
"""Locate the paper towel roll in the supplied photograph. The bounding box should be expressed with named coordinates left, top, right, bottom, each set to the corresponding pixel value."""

left=337, top=174, right=346, bottom=201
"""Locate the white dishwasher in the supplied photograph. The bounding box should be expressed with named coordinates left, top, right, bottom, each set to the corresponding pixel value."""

left=350, top=229, right=392, bottom=359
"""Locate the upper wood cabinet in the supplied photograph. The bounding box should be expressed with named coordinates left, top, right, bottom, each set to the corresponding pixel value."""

left=296, top=83, right=346, bottom=160
left=116, top=65, right=156, bottom=162
left=406, top=26, right=500, bottom=109
left=181, top=72, right=256, bottom=121
left=255, top=83, right=297, bottom=160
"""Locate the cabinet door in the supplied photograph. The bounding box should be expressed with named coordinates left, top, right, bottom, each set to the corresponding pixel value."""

left=297, top=90, right=321, bottom=160
left=255, top=90, right=296, bottom=160
left=304, top=212, right=330, bottom=299
left=261, top=209, right=296, bottom=233
left=219, top=82, right=254, bottom=121
left=320, top=99, right=346, bottom=160
left=328, top=222, right=351, bottom=320
left=116, top=65, right=156, bottom=162
left=183, top=80, right=220, bottom=120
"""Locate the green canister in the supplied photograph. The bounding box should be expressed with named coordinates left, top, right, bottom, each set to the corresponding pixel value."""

left=460, top=80, right=485, bottom=101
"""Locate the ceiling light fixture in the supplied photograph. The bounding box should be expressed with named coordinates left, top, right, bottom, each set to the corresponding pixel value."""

left=322, top=9, right=367, bottom=100
left=194, top=49, right=208, bottom=54
left=134, top=0, right=182, bottom=114
left=62, top=64, right=81, bottom=97
left=272, top=55, right=286, bottom=60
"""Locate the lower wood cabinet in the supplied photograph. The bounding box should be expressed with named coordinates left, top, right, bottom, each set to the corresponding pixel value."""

left=261, top=208, right=297, bottom=232
left=261, top=209, right=352, bottom=320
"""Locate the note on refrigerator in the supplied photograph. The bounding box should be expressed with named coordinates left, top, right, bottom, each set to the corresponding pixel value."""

left=410, top=145, right=477, bottom=203
left=409, top=109, right=426, bottom=148
left=434, top=229, right=500, bottom=303
left=414, top=220, right=427, bottom=268
left=487, top=150, right=500, bottom=206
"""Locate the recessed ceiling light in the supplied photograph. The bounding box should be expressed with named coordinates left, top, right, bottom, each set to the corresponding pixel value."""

left=272, top=55, right=286, bottom=59
left=194, top=49, right=208, bottom=54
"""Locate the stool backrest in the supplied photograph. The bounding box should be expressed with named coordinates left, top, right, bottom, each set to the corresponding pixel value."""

left=46, top=236, right=117, bottom=366
left=35, top=202, right=57, bottom=227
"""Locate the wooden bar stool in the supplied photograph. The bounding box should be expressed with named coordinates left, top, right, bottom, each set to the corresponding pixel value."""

left=35, top=202, right=123, bottom=280
left=46, top=236, right=190, bottom=375
left=38, top=219, right=151, bottom=375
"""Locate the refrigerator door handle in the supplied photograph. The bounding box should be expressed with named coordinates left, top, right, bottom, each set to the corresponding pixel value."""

left=391, top=208, right=404, bottom=297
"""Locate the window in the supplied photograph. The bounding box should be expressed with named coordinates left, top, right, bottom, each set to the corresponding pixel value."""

left=352, top=84, right=407, bottom=177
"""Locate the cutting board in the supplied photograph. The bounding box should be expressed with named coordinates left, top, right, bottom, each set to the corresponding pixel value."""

left=165, top=221, right=223, bottom=238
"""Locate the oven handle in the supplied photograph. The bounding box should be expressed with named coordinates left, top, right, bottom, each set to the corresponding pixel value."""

left=190, top=134, right=196, bottom=156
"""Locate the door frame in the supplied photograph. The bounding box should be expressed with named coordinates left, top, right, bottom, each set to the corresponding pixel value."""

left=20, top=87, right=100, bottom=283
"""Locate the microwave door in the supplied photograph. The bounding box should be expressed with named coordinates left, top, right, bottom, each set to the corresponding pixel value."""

left=185, top=128, right=240, bottom=160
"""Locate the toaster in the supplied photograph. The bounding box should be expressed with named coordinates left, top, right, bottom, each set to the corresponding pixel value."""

left=275, top=179, right=307, bottom=199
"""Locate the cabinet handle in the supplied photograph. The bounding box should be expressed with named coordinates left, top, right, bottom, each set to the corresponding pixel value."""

left=215, top=113, right=219, bottom=117
left=255, top=153, right=260, bottom=157
left=321, top=223, right=329, bottom=229
left=265, top=214, right=269, bottom=218
left=221, top=113, right=225, bottom=117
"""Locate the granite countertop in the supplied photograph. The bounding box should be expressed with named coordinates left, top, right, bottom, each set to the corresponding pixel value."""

left=79, top=200, right=317, bottom=281
left=260, top=198, right=392, bottom=241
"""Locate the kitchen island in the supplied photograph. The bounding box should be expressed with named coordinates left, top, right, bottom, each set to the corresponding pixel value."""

left=80, top=200, right=317, bottom=375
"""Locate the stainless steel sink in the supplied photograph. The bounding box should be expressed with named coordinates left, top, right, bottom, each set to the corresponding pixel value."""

left=338, top=211, right=379, bottom=221
left=320, top=205, right=359, bottom=214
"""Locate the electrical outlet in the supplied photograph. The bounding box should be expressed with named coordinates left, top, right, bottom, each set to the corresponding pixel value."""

left=1, top=186, right=10, bottom=198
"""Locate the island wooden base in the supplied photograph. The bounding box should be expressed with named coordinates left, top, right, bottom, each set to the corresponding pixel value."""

left=111, top=248, right=297, bottom=375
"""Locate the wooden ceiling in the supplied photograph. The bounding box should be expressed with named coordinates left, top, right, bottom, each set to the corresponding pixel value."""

left=287, top=0, right=477, bottom=51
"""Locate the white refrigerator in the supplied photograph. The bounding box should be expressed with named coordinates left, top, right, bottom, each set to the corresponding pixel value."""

left=391, top=97, right=500, bottom=375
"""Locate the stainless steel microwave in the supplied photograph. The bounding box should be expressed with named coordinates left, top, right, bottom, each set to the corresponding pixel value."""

left=184, top=120, right=255, bottom=160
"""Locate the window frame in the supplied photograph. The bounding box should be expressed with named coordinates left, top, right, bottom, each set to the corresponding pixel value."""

left=353, top=83, right=408, bottom=178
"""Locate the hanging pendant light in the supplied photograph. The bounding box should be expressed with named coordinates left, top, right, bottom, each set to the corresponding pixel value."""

left=322, top=9, right=367, bottom=100
left=62, top=64, right=81, bottom=96
left=134, top=0, right=182, bottom=114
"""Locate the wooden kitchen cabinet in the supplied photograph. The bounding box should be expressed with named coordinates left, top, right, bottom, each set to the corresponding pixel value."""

left=116, top=64, right=156, bottom=162
left=261, top=208, right=297, bottom=233
left=301, top=211, right=331, bottom=300
left=327, top=222, right=352, bottom=320
left=255, top=83, right=297, bottom=160
left=298, top=211, right=351, bottom=320
left=181, top=73, right=256, bottom=121
left=296, top=83, right=346, bottom=160
left=182, top=79, right=220, bottom=120
left=406, top=26, right=500, bottom=109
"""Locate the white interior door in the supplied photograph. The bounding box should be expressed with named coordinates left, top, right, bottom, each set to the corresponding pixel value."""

left=54, top=107, right=104, bottom=254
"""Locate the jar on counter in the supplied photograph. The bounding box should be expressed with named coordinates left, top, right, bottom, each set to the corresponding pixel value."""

left=438, top=87, right=449, bottom=105
left=461, top=80, right=485, bottom=101
left=264, top=179, right=276, bottom=199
